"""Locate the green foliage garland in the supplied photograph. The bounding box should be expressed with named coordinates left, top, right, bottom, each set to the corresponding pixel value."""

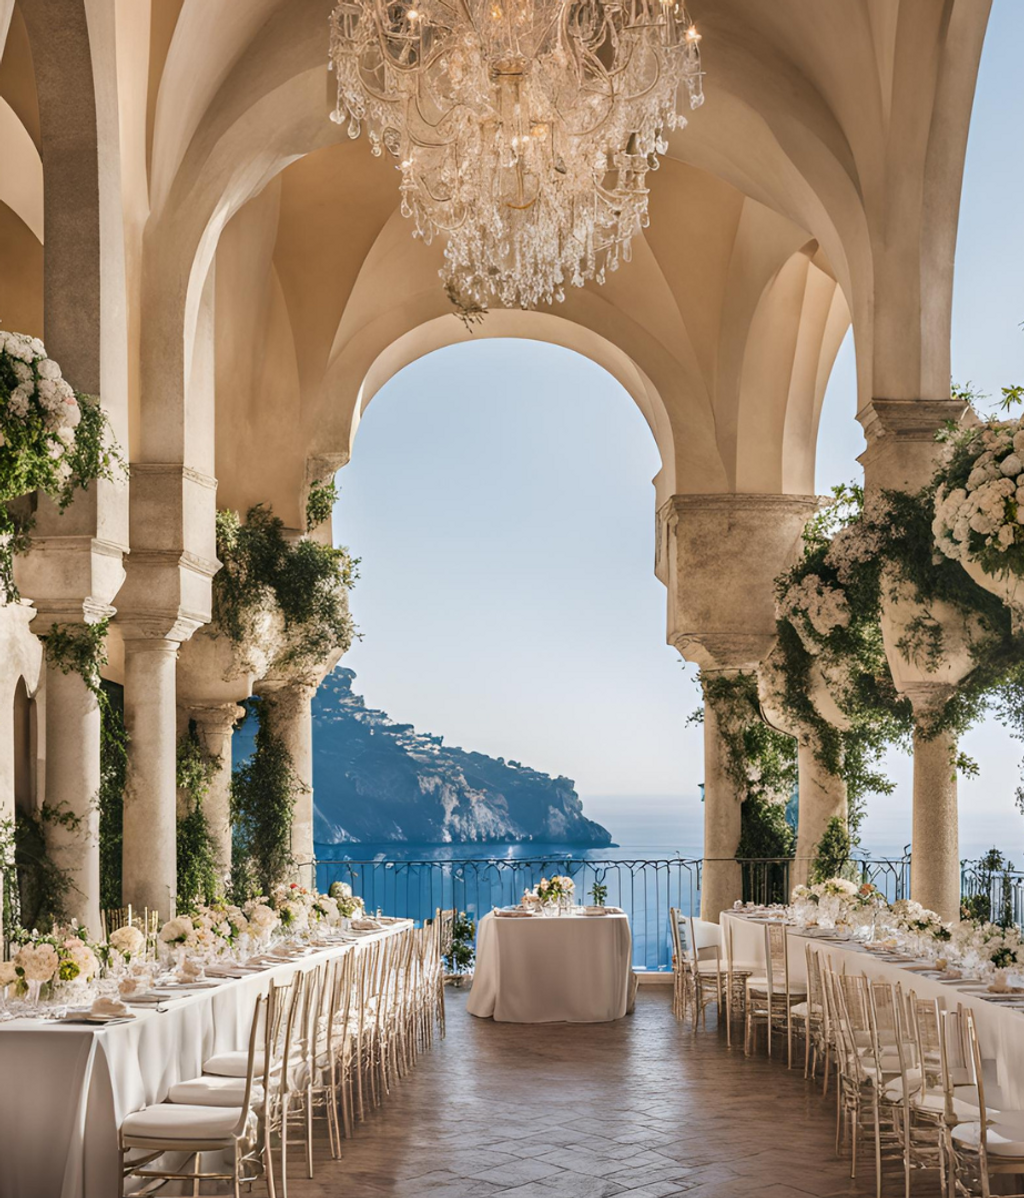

left=230, top=698, right=303, bottom=900
left=214, top=505, right=358, bottom=670
left=176, top=725, right=222, bottom=911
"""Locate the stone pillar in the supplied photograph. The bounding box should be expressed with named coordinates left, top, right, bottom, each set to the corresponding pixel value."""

left=257, top=682, right=316, bottom=887
left=700, top=678, right=743, bottom=921
left=189, top=703, right=242, bottom=884
left=122, top=638, right=180, bottom=919
left=658, top=493, right=822, bottom=922
left=793, top=738, right=848, bottom=890
left=42, top=659, right=101, bottom=931
left=910, top=725, right=959, bottom=921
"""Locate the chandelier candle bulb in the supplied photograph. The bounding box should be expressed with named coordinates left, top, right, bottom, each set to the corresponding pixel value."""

left=328, top=0, right=704, bottom=309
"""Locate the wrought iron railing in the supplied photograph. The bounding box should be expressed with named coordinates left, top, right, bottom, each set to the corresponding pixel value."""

left=960, top=860, right=1024, bottom=927
left=314, top=855, right=702, bottom=971
left=311, top=851, right=918, bottom=971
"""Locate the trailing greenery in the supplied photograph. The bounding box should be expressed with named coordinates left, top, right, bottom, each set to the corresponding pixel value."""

left=98, top=681, right=126, bottom=910
left=14, top=809, right=71, bottom=931
left=305, top=478, right=339, bottom=530
left=230, top=698, right=303, bottom=901
left=176, top=725, right=221, bottom=911
left=810, top=817, right=852, bottom=884
left=214, top=504, right=358, bottom=670
left=692, top=672, right=797, bottom=902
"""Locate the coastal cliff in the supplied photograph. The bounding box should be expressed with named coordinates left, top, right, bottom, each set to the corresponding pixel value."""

left=303, top=668, right=613, bottom=845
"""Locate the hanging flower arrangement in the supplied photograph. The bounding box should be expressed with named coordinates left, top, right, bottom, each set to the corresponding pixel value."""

left=0, top=329, right=123, bottom=602
left=932, top=415, right=1024, bottom=624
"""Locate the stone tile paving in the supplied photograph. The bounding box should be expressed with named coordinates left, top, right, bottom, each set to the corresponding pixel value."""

left=288, top=987, right=939, bottom=1198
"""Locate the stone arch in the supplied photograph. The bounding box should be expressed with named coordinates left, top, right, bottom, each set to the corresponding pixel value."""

left=346, top=313, right=678, bottom=506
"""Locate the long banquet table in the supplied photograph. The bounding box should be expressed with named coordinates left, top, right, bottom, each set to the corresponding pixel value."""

left=0, top=921, right=411, bottom=1198
left=721, top=910, right=1024, bottom=1110
left=467, top=909, right=635, bottom=1023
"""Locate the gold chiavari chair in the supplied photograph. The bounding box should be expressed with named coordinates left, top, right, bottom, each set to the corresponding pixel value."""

left=949, top=1006, right=1024, bottom=1198
left=668, top=907, right=691, bottom=1021
left=722, top=914, right=752, bottom=1048
left=797, top=942, right=828, bottom=1081
left=744, top=922, right=806, bottom=1064
left=119, top=993, right=267, bottom=1197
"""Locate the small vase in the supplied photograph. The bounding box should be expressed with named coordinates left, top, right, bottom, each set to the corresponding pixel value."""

left=26, top=979, right=43, bottom=1008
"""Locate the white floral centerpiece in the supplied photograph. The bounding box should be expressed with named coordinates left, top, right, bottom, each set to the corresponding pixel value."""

left=534, top=875, right=575, bottom=914
left=950, top=919, right=1023, bottom=985
left=329, top=881, right=366, bottom=923
left=108, top=924, right=146, bottom=962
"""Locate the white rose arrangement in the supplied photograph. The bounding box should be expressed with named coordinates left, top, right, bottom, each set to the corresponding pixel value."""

left=245, top=902, right=280, bottom=937
left=109, top=925, right=146, bottom=960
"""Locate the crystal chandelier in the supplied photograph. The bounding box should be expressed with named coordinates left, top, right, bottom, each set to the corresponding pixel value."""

left=328, top=0, right=704, bottom=310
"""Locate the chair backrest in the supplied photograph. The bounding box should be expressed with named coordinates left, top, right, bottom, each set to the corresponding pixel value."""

left=962, top=1006, right=995, bottom=1174
left=225, top=993, right=267, bottom=1137
left=434, top=908, right=456, bottom=959
left=763, top=923, right=790, bottom=999
left=833, top=971, right=872, bottom=1083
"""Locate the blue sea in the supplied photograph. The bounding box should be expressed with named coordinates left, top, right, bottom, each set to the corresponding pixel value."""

left=311, top=795, right=1022, bottom=970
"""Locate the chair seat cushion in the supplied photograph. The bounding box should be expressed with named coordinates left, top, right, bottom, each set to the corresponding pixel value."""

left=121, top=1103, right=244, bottom=1142
left=745, top=976, right=808, bottom=995
left=952, top=1111, right=1024, bottom=1156
left=202, top=1050, right=270, bottom=1078
left=168, top=1076, right=264, bottom=1108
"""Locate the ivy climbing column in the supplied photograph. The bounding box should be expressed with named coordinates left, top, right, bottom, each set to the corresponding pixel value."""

left=41, top=648, right=101, bottom=930
left=122, top=637, right=180, bottom=919
left=700, top=674, right=744, bottom=921
left=256, top=680, right=316, bottom=888
left=189, top=703, right=242, bottom=880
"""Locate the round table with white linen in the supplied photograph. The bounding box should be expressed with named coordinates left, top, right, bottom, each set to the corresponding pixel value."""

left=0, top=921, right=411, bottom=1198
left=466, top=909, right=635, bottom=1023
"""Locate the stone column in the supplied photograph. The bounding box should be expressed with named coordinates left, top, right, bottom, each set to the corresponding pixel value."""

left=42, top=658, right=101, bottom=931
left=910, top=725, right=959, bottom=920
left=257, top=682, right=316, bottom=887
left=189, top=703, right=242, bottom=884
left=700, top=678, right=743, bottom=922
left=793, top=738, right=848, bottom=890
left=122, top=638, right=180, bottom=919
left=658, top=493, right=822, bottom=921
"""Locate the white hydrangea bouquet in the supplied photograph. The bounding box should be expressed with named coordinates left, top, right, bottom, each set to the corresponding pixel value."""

left=933, top=416, right=1024, bottom=623
left=328, top=880, right=366, bottom=921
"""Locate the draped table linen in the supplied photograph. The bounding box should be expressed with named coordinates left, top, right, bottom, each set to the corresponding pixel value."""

left=720, top=910, right=1024, bottom=1109
left=0, top=921, right=411, bottom=1198
left=467, top=910, right=634, bottom=1023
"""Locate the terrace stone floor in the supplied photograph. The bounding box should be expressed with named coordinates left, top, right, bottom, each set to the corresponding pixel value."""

left=287, top=985, right=938, bottom=1198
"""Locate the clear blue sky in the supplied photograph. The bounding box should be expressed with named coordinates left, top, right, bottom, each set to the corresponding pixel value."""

left=332, top=0, right=1024, bottom=859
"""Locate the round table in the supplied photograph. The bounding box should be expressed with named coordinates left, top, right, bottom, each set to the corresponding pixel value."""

left=467, top=910, right=635, bottom=1023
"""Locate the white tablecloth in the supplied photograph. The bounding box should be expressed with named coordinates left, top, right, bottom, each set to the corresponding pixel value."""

left=0, top=922, right=410, bottom=1198
left=720, top=911, right=1024, bottom=1109
left=466, top=911, right=634, bottom=1023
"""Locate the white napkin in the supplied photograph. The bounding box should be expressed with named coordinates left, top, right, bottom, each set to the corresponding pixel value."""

left=494, top=909, right=533, bottom=918
left=91, top=997, right=130, bottom=1019
left=351, top=918, right=382, bottom=930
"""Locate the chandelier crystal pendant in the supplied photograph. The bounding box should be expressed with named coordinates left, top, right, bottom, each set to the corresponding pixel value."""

left=328, top=0, right=704, bottom=310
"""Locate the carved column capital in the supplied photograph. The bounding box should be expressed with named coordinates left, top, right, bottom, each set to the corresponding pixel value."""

left=658, top=492, right=822, bottom=672
left=857, top=397, right=972, bottom=494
